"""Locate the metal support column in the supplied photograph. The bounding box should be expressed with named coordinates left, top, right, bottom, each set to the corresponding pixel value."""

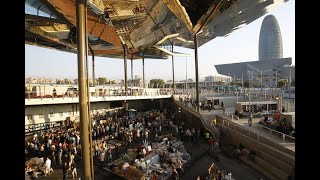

left=85, top=9, right=94, bottom=179
left=142, top=52, right=145, bottom=88
left=185, top=57, right=188, bottom=93
left=131, top=55, right=134, bottom=87
left=248, top=72, right=251, bottom=115
left=275, top=70, right=278, bottom=90
left=76, top=0, right=92, bottom=179
left=171, top=44, right=175, bottom=94
left=289, top=68, right=291, bottom=98
left=123, top=45, right=129, bottom=110
left=89, top=46, right=95, bottom=87
left=241, top=73, right=244, bottom=94
left=260, top=70, right=263, bottom=97
left=123, top=45, right=128, bottom=96
left=44, top=78, right=46, bottom=98
left=194, top=34, right=200, bottom=112
left=28, top=83, right=31, bottom=99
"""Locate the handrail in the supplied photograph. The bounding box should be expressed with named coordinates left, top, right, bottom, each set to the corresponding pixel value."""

left=226, top=110, right=295, bottom=144
left=172, top=95, right=220, bottom=141
left=231, top=114, right=239, bottom=120
left=259, top=123, right=295, bottom=142
left=25, top=93, right=173, bottom=100
left=217, top=118, right=295, bottom=161
left=25, top=89, right=173, bottom=100
left=219, top=116, right=295, bottom=145
left=199, top=111, right=220, bottom=138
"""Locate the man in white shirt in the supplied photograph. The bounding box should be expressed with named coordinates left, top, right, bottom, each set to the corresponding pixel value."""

left=100, top=151, right=105, bottom=168
left=45, top=157, right=52, bottom=176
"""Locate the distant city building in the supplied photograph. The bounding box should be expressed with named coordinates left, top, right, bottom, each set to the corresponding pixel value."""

left=135, top=78, right=143, bottom=87
left=215, top=58, right=294, bottom=86
left=204, top=74, right=233, bottom=83
left=129, top=78, right=142, bottom=87
left=259, top=15, right=283, bottom=61
left=205, top=75, right=215, bottom=82
left=215, top=15, right=294, bottom=87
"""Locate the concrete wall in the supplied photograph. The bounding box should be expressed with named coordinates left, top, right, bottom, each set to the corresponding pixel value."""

left=25, top=99, right=174, bottom=126
left=126, top=99, right=173, bottom=112
left=199, top=94, right=244, bottom=107
left=174, top=109, right=203, bottom=130
left=25, top=95, right=171, bottom=105
left=25, top=102, right=111, bottom=125
left=25, top=98, right=208, bottom=139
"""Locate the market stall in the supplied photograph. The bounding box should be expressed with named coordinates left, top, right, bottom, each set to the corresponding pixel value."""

left=104, top=136, right=190, bottom=180
left=258, top=112, right=295, bottom=136
left=25, top=157, right=46, bottom=179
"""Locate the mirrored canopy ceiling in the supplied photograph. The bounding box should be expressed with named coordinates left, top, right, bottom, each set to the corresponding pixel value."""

left=25, top=0, right=289, bottom=59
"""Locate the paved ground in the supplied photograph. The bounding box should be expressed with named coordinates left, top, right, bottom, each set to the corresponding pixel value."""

left=181, top=150, right=266, bottom=180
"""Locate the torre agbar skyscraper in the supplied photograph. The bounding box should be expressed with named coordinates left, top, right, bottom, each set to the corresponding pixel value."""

left=258, top=15, right=283, bottom=60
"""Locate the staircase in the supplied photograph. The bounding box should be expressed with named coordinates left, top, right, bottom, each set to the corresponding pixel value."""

left=172, top=97, right=295, bottom=180
left=172, top=97, right=220, bottom=142
left=216, top=116, right=295, bottom=180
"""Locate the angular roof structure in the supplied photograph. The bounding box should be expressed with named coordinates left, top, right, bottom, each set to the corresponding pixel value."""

left=25, top=0, right=290, bottom=59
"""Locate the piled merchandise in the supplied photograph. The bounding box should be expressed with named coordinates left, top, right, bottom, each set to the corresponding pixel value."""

left=104, top=135, right=190, bottom=180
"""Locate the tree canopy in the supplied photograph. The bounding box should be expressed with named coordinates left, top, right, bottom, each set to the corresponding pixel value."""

left=97, top=77, right=108, bottom=85
left=149, top=79, right=165, bottom=88
left=277, top=80, right=287, bottom=89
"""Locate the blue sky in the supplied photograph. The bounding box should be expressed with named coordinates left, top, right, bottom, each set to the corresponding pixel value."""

left=25, top=0, right=295, bottom=81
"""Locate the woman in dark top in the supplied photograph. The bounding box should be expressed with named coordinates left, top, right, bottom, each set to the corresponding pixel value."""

left=62, top=162, right=68, bottom=180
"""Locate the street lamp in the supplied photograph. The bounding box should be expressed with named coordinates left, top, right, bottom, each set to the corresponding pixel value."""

left=275, top=92, right=283, bottom=111
left=227, top=73, right=230, bottom=93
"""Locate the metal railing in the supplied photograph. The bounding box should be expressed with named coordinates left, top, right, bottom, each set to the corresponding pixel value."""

left=25, top=90, right=173, bottom=100
left=258, top=123, right=295, bottom=143
left=219, top=117, right=295, bottom=144
left=231, top=114, right=239, bottom=121
left=173, top=95, right=221, bottom=140
left=174, top=94, right=295, bottom=155
left=198, top=111, right=220, bottom=139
